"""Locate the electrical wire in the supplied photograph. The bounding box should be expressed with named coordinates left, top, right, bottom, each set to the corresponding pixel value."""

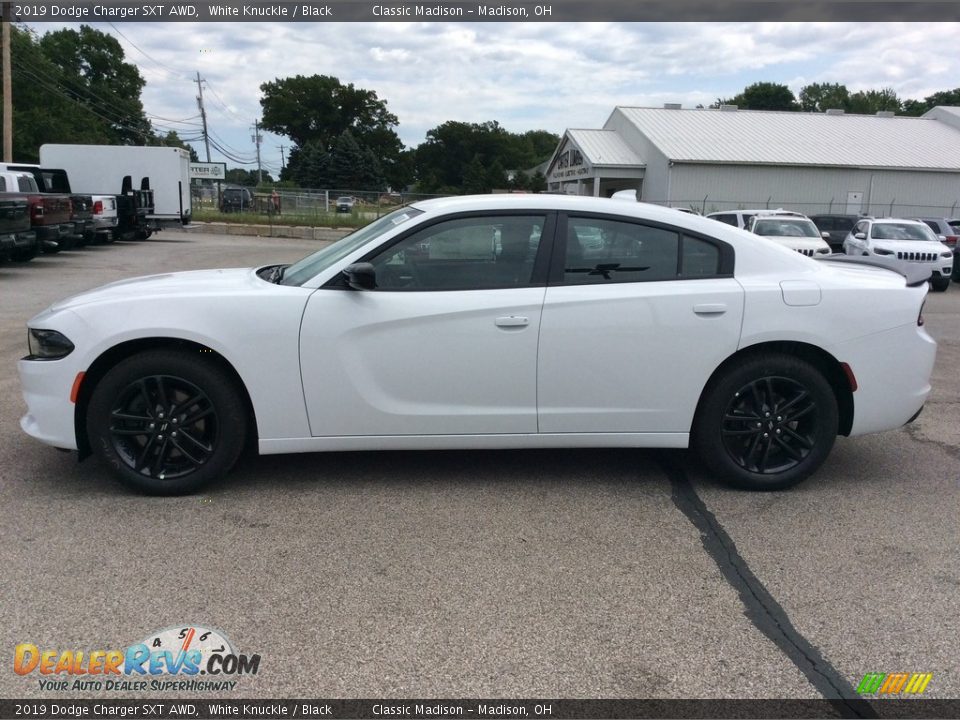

left=107, top=22, right=194, bottom=81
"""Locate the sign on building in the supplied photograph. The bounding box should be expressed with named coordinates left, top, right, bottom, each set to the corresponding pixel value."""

left=190, top=162, right=227, bottom=180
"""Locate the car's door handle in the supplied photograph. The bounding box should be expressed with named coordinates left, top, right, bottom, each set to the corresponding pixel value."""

left=693, top=303, right=727, bottom=315
left=495, top=316, right=530, bottom=327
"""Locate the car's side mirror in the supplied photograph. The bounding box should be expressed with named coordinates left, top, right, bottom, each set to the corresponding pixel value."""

left=854, top=232, right=866, bottom=240
left=938, top=234, right=946, bottom=242
left=821, top=231, right=830, bottom=239
left=343, top=262, right=376, bottom=290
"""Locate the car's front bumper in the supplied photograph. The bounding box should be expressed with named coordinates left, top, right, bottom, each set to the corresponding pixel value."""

left=18, top=353, right=83, bottom=450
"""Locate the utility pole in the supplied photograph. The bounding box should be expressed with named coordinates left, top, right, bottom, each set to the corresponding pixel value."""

left=279, top=144, right=286, bottom=171
left=251, top=120, right=262, bottom=185
left=195, top=71, right=211, bottom=162
left=2, top=2, right=12, bottom=162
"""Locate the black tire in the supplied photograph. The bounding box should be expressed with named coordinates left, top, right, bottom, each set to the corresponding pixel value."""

left=11, top=245, right=38, bottom=262
left=692, top=354, right=838, bottom=491
left=930, top=276, right=950, bottom=292
left=86, top=350, right=247, bottom=495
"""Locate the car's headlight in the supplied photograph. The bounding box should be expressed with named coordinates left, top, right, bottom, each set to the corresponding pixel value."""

left=27, top=329, right=75, bottom=360
left=941, top=251, right=953, bottom=259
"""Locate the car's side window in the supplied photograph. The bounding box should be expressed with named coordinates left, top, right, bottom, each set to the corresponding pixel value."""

left=562, top=217, right=680, bottom=284
left=712, top=214, right=737, bottom=226
left=369, top=215, right=545, bottom=291
left=681, top=236, right=721, bottom=277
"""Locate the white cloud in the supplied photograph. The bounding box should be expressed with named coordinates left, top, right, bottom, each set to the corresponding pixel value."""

left=38, top=20, right=960, bottom=167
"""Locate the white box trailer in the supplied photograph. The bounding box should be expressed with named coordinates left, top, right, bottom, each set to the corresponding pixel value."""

left=39, top=144, right=192, bottom=227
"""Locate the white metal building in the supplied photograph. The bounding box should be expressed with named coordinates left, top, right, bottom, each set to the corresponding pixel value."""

left=545, top=105, right=960, bottom=217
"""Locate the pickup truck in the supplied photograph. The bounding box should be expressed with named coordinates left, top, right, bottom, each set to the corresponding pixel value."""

left=0, top=193, right=36, bottom=262
left=4, top=164, right=95, bottom=248
left=0, top=171, right=73, bottom=257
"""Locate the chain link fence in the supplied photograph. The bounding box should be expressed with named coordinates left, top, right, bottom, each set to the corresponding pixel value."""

left=192, top=186, right=449, bottom=226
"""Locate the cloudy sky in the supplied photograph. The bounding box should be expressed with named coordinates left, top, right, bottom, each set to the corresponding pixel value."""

left=24, top=21, right=960, bottom=176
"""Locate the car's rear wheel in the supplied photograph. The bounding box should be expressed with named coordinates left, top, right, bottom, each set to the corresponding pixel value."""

left=86, top=351, right=247, bottom=495
left=693, top=354, right=838, bottom=491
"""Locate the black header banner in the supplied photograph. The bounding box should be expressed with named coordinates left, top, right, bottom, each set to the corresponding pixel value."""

left=5, top=699, right=960, bottom=719
left=4, top=0, right=960, bottom=22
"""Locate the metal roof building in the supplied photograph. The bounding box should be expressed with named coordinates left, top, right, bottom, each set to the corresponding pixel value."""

left=546, top=105, right=960, bottom=217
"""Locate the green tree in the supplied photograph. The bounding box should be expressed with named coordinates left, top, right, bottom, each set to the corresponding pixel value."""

left=798, top=82, right=851, bottom=113
left=0, top=26, right=108, bottom=161
left=260, top=74, right=402, bottom=190
left=847, top=87, right=901, bottom=115
left=153, top=130, right=199, bottom=162
left=486, top=159, right=508, bottom=191
left=527, top=170, right=547, bottom=193
left=900, top=88, right=960, bottom=116
left=39, top=25, right=151, bottom=145
left=414, top=120, right=557, bottom=193
left=722, top=82, right=798, bottom=111
left=463, top=154, right=488, bottom=194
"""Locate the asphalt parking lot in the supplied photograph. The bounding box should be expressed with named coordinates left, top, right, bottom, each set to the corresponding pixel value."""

left=1, top=231, right=958, bottom=705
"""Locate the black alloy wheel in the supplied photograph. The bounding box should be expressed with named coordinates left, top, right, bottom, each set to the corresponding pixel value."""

left=721, top=376, right=817, bottom=475
left=87, top=351, right=246, bottom=494
left=693, top=354, right=838, bottom=491
left=108, top=375, right=218, bottom=481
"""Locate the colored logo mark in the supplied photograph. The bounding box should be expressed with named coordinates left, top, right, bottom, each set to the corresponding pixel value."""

left=857, top=672, right=932, bottom=695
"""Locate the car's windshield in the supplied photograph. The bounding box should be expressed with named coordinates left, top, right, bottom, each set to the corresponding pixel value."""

left=753, top=218, right=819, bottom=238
left=279, top=206, right=424, bottom=286
left=870, top=223, right=939, bottom=242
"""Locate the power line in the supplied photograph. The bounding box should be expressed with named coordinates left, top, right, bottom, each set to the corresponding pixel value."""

left=107, top=22, right=193, bottom=81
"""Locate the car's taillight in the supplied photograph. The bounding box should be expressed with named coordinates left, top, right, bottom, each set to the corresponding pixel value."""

left=30, top=200, right=43, bottom=220
left=918, top=301, right=925, bottom=327
left=943, top=235, right=958, bottom=249
left=93, top=200, right=103, bottom=215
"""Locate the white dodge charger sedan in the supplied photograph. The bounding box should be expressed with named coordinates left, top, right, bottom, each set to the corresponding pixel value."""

left=19, top=195, right=936, bottom=494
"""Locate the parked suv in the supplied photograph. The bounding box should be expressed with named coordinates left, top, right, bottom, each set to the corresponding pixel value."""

left=844, top=217, right=953, bottom=291
left=220, top=187, right=254, bottom=213
left=809, top=214, right=861, bottom=253
left=336, top=196, right=355, bottom=213
left=748, top=214, right=831, bottom=256
left=913, top=217, right=960, bottom=280
left=706, top=208, right=803, bottom=230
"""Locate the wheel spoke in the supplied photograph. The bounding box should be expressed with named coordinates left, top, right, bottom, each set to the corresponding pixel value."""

left=757, top=435, right=774, bottom=473
left=172, top=392, right=205, bottom=416
left=134, top=434, right=157, bottom=472
left=111, top=411, right=153, bottom=423
left=155, top=376, right=170, bottom=412
left=136, top=379, right=155, bottom=416
left=787, top=401, right=816, bottom=422
left=774, top=435, right=804, bottom=461
left=778, top=390, right=809, bottom=414
left=150, top=438, right=172, bottom=477
left=181, top=406, right=214, bottom=426
left=170, top=436, right=203, bottom=466
left=177, top=427, right=213, bottom=454
left=782, top=426, right=814, bottom=449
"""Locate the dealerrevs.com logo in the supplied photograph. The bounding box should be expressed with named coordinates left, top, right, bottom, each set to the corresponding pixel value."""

left=14, top=625, right=260, bottom=692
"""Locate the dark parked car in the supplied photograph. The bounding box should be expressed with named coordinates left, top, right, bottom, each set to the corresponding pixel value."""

left=809, top=214, right=861, bottom=253
left=220, top=187, right=254, bottom=213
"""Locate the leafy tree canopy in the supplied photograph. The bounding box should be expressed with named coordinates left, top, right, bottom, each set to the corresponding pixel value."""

left=720, top=82, right=798, bottom=111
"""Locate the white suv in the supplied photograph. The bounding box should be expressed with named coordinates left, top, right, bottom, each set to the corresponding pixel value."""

left=706, top=208, right=803, bottom=230
left=844, top=218, right=953, bottom=291
left=748, top=215, right=832, bottom=257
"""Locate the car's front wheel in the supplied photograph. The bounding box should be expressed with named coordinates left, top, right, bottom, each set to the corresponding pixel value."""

left=86, top=350, right=247, bottom=495
left=930, top=276, right=950, bottom=292
left=692, top=354, right=838, bottom=491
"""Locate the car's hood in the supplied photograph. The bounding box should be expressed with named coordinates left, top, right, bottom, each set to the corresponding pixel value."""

left=48, top=267, right=260, bottom=312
